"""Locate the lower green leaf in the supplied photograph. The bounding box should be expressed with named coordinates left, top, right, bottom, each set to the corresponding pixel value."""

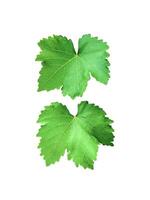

left=37, top=101, right=114, bottom=169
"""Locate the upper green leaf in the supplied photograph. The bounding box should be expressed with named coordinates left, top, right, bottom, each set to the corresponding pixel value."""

left=37, top=101, right=114, bottom=169
left=36, top=34, right=110, bottom=98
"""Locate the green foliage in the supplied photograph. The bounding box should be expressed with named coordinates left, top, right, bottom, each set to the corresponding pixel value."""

left=36, top=34, right=110, bottom=98
left=37, top=101, right=114, bottom=169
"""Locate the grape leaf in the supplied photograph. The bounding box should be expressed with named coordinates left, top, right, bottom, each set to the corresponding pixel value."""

left=37, top=101, right=114, bottom=169
left=36, top=34, right=110, bottom=98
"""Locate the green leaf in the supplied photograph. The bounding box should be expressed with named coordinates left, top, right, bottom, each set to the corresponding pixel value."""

left=37, top=101, right=114, bottom=169
left=36, top=34, right=110, bottom=98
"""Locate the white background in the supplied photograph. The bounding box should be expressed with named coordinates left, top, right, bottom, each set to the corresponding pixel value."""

left=0, top=0, right=150, bottom=199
